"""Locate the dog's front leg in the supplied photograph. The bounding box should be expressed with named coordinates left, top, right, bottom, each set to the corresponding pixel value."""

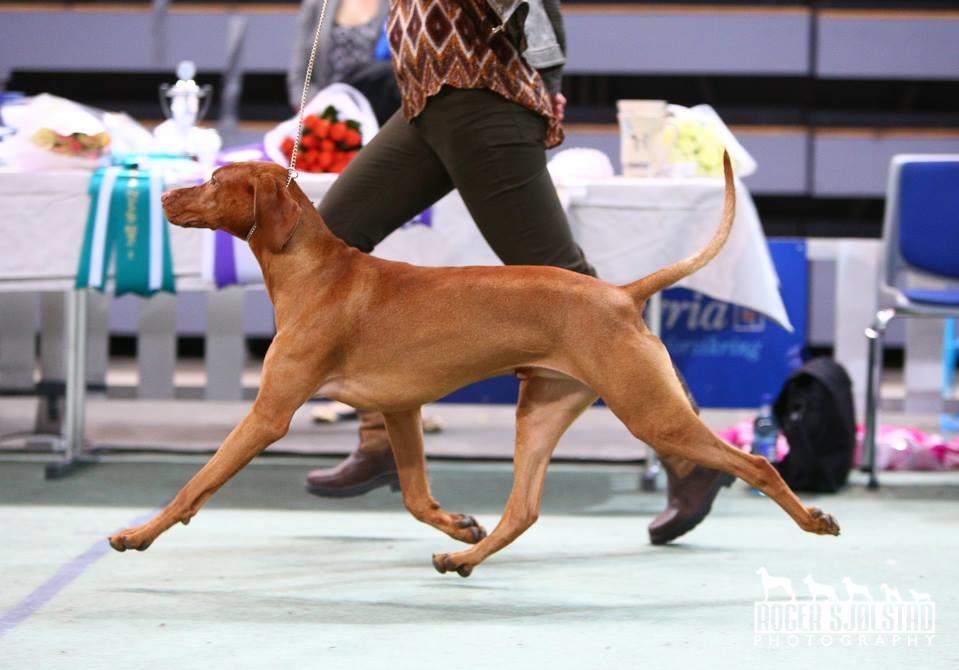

left=383, top=409, right=487, bottom=544
left=109, top=341, right=314, bottom=552
left=432, top=376, right=597, bottom=577
left=107, top=407, right=289, bottom=552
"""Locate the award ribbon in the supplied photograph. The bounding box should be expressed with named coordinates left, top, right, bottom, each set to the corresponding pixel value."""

left=76, top=167, right=176, bottom=296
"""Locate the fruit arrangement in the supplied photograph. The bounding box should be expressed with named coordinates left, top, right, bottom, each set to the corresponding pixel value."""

left=279, top=106, right=362, bottom=174
left=31, top=128, right=110, bottom=158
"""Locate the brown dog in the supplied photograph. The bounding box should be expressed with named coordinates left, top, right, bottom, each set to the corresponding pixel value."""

left=108, top=154, right=839, bottom=576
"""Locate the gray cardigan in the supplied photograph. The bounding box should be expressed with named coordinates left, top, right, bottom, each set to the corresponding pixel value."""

left=288, top=0, right=567, bottom=107
left=287, top=0, right=390, bottom=109
left=487, top=0, right=566, bottom=92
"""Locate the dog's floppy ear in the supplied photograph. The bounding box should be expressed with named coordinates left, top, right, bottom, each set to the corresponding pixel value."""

left=253, top=172, right=302, bottom=253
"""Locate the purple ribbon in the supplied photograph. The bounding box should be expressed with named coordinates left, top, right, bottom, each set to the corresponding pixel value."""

left=213, top=230, right=238, bottom=288
left=215, top=142, right=269, bottom=167
left=404, top=207, right=433, bottom=229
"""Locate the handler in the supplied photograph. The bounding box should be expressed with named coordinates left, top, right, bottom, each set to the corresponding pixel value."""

left=298, top=0, right=731, bottom=544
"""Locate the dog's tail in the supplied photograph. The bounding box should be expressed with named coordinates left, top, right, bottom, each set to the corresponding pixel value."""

left=622, top=150, right=736, bottom=304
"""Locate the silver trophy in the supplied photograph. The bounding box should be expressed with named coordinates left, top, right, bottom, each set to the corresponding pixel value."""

left=158, top=61, right=213, bottom=142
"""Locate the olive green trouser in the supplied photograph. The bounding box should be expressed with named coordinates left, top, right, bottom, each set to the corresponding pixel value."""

left=318, top=86, right=595, bottom=274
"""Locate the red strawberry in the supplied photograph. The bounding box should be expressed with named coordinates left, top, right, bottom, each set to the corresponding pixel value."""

left=342, top=128, right=362, bottom=149
left=329, top=121, right=346, bottom=142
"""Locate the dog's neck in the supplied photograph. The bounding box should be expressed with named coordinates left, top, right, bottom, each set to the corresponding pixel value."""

left=249, top=184, right=355, bottom=318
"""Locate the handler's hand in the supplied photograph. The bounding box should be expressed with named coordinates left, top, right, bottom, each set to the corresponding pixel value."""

left=551, top=93, right=567, bottom=123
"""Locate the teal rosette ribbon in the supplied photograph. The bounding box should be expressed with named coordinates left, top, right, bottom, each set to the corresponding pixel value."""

left=75, top=165, right=175, bottom=296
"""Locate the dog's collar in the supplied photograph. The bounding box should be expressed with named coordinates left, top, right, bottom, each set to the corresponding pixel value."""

left=246, top=222, right=258, bottom=243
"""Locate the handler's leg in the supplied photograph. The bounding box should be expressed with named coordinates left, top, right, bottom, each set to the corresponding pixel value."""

left=306, top=109, right=454, bottom=498
left=417, top=88, right=594, bottom=276
left=316, top=109, right=453, bottom=251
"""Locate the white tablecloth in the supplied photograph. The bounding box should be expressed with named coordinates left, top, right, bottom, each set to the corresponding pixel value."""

left=0, top=168, right=790, bottom=329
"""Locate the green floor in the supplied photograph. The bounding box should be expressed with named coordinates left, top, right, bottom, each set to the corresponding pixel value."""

left=1, top=455, right=957, bottom=669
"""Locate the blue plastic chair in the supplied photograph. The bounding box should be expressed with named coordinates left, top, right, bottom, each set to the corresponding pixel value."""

left=863, top=156, right=959, bottom=488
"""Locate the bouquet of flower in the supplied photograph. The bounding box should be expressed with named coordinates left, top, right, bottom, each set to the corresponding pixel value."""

left=0, top=94, right=114, bottom=170
left=263, top=83, right=378, bottom=174
left=663, top=117, right=725, bottom=177
left=32, top=127, right=110, bottom=158
left=279, top=106, right=362, bottom=174
left=662, top=105, right=757, bottom=178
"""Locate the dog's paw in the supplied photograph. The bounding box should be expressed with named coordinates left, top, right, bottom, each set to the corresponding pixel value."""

left=432, top=552, right=474, bottom=578
left=805, top=507, right=840, bottom=537
left=452, top=514, right=487, bottom=544
left=108, top=527, right=154, bottom=553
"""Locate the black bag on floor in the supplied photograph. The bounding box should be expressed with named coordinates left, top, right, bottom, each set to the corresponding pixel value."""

left=772, top=358, right=856, bottom=493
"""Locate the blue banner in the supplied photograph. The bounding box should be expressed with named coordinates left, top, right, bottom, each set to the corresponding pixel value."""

left=661, top=239, right=808, bottom=408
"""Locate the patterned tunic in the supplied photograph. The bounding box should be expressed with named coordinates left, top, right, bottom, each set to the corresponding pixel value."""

left=387, top=0, right=563, bottom=147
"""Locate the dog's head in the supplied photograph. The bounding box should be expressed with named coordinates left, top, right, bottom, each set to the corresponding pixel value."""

left=161, top=161, right=302, bottom=254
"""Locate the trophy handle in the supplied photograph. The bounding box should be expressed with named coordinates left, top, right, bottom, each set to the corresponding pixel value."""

left=198, top=85, right=214, bottom=122
left=158, top=83, right=173, bottom=120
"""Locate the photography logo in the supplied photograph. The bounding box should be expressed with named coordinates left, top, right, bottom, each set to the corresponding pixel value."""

left=753, top=567, right=936, bottom=647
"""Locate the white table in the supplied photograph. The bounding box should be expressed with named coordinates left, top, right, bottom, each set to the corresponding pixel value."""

left=1, top=169, right=789, bottom=326
left=0, top=167, right=787, bottom=476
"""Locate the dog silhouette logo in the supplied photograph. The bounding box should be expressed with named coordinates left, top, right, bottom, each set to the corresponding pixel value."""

left=756, top=567, right=796, bottom=601
left=841, top=577, right=874, bottom=601
left=803, top=574, right=839, bottom=601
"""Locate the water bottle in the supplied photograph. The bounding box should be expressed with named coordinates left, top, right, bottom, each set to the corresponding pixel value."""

left=751, top=393, right=778, bottom=495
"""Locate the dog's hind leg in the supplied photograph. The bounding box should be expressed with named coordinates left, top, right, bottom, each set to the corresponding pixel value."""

left=382, top=408, right=487, bottom=544
left=108, top=340, right=317, bottom=552
left=595, top=335, right=840, bottom=538
left=432, top=375, right=597, bottom=577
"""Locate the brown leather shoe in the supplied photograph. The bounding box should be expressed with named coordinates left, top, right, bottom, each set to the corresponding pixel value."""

left=305, top=411, right=401, bottom=498
left=647, top=462, right=734, bottom=545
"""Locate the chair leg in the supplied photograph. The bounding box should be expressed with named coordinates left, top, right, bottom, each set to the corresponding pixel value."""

left=863, top=309, right=895, bottom=490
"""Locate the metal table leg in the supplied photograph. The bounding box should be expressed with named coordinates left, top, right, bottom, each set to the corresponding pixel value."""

left=45, top=289, right=96, bottom=478
left=862, top=308, right=895, bottom=491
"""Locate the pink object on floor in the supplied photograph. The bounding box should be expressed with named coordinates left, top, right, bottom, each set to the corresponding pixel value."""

left=718, top=423, right=789, bottom=460
left=718, top=421, right=959, bottom=471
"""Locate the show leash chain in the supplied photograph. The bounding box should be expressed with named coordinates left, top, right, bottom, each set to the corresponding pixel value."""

left=287, top=0, right=330, bottom=189
left=248, top=0, right=328, bottom=244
